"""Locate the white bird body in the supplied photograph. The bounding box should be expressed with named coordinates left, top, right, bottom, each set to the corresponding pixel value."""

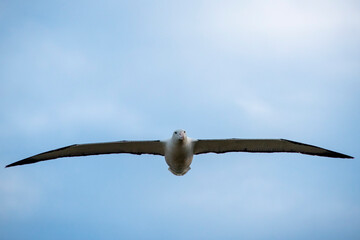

left=6, top=129, right=353, bottom=176
left=164, top=130, right=194, bottom=176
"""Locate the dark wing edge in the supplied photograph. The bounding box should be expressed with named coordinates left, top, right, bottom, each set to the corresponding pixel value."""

left=281, top=139, right=353, bottom=158
left=6, top=140, right=165, bottom=168
left=193, top=139, right=353, bottom=159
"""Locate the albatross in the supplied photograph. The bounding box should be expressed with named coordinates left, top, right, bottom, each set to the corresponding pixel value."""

left=6, top=130, right=353, bottom=175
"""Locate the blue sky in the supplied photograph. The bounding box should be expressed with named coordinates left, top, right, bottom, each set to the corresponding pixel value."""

left=0, top=0, right=359, bottom=239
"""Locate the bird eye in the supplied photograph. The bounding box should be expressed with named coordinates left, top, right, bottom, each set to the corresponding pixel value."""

left=174, top=131, right=177, bottom=134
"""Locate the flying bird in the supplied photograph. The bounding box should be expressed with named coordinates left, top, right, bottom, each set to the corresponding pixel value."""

left=6, top=130, right=353, bottom=175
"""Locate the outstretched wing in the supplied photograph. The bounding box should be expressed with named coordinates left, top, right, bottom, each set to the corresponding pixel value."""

left=193, top=139, right=353, bottom=158
left=6, top=140, right=165, bottom=167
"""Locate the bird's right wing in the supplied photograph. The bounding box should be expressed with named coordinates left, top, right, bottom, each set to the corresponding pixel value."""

left=6, top=140, right=165, bottom=167
left=193, top=139, right=353, bottom=158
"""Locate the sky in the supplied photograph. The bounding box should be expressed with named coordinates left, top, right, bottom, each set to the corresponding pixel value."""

left=0, top=0, right=359, bottom=239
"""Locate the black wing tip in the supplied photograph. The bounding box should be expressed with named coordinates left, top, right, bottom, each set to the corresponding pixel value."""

left=5, top=144, right=77, bottom=168
left=6, top=162, right=22, bottom=168
left=328, top=153, right=354, bottom=159
left=6, top=157, right=39, bottom=168
left=282, top=139, right=354, bottom=159
left=5, top=163, right=15, bottom=168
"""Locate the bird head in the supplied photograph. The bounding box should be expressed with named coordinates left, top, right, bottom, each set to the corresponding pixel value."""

left=172, top=129, right=187, bottom=143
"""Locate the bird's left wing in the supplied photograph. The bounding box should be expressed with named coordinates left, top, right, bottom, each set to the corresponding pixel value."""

left=193, top=139, right=353, bottom=158
left=6, top=140, right=165, bottom=167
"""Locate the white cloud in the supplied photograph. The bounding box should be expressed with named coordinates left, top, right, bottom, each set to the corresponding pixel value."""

left=7, top=98, right=145, bottom=137
left=34, top=40, right=90, bottom=76
left=0, top=173, right=41, bottom=218
left=194, top=0, right=360, bottom=56
left=236, top=95, right=275, bottom=119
